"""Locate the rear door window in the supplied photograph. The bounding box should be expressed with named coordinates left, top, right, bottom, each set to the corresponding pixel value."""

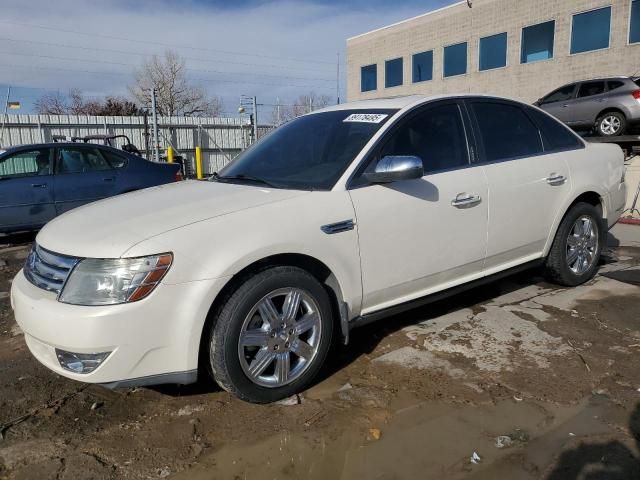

left=527, top=107, right=584, bottom=151
left=577, top=81, right=606, bottom=98
left=57, top=147, right=112, bottom=174
left=0, top=148, right=51, bottom=178
left=470, top=101, right=543, bottom=162
left=607, top=80, right=625, bottom=91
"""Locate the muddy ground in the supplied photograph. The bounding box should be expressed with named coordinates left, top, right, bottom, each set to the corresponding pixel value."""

left=1, top=228, right=640, bottom=480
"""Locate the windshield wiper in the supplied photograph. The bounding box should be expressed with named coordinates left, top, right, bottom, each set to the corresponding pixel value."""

left=214, top=173, right=282, bottom=189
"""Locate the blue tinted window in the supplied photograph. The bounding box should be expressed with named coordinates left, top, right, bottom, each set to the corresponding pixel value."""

left=412, top=51, right=433, bottom=83
left=521, top=21, right=555, bottom=63
left=444, top=42, right=467, bottom=77
left=631, top=0, right=640, bottom=43
left=479, top=32, right=507, bottom=71
left=385, top=57, right=403, bottom=88
left=571, top=7, right=611, bottom=54
left=361, top=64, right=377, bottom=92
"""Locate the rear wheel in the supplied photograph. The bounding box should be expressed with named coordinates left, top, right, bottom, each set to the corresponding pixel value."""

left=544, top=202, right=604, bottom=286
left=596, top=111, right=626, bottom=137
left=208, top=266, right=333, bottom=403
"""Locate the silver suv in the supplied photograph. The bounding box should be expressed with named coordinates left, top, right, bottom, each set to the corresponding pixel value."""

left=534, top=76, right=640, bottom=137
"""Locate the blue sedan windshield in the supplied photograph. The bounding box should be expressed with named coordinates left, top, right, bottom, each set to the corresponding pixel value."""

left=218, top=109, right=396, bottom=190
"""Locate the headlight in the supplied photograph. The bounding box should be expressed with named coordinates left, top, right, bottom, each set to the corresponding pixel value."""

left=59, top=253, right=172, bottom=306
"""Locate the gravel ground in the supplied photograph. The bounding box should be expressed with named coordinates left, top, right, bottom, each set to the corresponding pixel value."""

left=1, top=227, right=639, bottom=480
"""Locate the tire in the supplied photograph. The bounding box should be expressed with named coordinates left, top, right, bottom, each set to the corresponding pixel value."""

left=596, top=111, right=626, bottom=137
left=208, top=266, right=334, bottom=403
left=544, top=202, right=605, bottom=287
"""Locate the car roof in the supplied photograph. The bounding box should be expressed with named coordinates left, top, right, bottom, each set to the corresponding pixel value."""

left=0, top=142, right=125, bottom=153
left=313, top=93, right=523, bottom=114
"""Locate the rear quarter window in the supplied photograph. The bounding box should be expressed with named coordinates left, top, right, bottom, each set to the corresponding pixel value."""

left=526, top=107, right=584, bottom=152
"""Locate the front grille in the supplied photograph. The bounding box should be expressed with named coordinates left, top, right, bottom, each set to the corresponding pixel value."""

left=24, top=244, right=80, bottom=294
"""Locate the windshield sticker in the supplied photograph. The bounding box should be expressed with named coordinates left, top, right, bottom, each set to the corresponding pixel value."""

left=343, top=113, right=388, bottom=124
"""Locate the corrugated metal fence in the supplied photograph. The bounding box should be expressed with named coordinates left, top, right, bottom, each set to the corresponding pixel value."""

left=0, top=114, right=274, bottom=176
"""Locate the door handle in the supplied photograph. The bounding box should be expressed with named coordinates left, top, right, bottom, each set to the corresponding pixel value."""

left=546, top=174, right=567, bottom=185
left=103, top=177, right=115, bottom=182
left=31, top=183, right=48, bottom=188
left=451, top=193, right=482, bottom=208
left=562, top=104, right=570, bottom=108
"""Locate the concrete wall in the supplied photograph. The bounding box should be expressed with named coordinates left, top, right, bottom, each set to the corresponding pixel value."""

left=347, top=0, right=640, bottom=103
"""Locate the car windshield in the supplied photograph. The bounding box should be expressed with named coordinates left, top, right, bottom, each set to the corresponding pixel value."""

left=217, top=109, right=397, bottom=190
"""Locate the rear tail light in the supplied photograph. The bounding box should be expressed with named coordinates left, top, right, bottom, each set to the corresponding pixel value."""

left=175, top=170, right=183, bottom=181
left=632, top=90, right=640, bottom=102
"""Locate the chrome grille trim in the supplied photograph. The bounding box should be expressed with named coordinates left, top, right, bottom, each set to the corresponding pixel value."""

left=24, top=244, right=80, bottom=294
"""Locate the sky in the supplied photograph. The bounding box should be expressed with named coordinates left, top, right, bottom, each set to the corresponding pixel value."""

left=0, top=0, right=457, bottom=118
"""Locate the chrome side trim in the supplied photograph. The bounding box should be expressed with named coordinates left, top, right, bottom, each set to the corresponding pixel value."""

left=321, top=220, right=355, bottom=235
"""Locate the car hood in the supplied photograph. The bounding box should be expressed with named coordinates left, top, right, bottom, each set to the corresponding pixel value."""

left=37, top=180, right=310, bottom=258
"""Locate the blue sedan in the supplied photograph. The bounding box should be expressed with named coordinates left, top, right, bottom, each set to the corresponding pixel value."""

left=0, top=143, right=182, bottom=233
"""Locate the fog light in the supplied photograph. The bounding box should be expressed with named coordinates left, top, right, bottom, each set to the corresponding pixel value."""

left=55, top=349, right=111, bottom=374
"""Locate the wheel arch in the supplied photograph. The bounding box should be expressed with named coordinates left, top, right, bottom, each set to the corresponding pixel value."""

left=196, top=252, right=350, bottom=374
left=594, top=107, right=626, bottom=126
left=543, top=190, right=606, bottom=256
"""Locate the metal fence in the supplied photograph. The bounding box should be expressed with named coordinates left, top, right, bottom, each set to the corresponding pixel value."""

left=0, top=114, right=275, bottom=176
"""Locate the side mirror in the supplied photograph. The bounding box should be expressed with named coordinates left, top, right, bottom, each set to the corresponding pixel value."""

left=533, top=99, right=542, bottom=107
left=364, top=155, right=424, bottom=184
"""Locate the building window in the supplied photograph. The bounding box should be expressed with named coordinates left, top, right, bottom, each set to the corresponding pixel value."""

left=412, top=51, right=433, bottom=83
left=361, top=64, right=377, bottom=92
left=385, top=58, right=403, bottom=88
left=631, top=0, right=640, bottom=44
left=521, top=20, right=555, bottom=63
left=443, top=42, right=467, bottom=77
left=570, top=7, right=611, bottom=54
left=479, top=32, right=508, bottom=71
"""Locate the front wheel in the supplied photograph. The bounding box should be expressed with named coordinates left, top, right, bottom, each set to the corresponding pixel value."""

left=208, top=266, right=334, bottom=403
left=596, top=112, right=626, bottom=137
left=544, top=202, right=604, bottom=286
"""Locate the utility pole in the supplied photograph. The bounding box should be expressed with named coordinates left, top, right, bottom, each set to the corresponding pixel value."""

left=336, top=52, right=340, bottom=104
left=0, top=86, right=10, bottom=147
left=252, top=95, right=258, bottom=142
left=151, top=88, right=160, bottom=162
left=276, top=97, right=281, bottom=126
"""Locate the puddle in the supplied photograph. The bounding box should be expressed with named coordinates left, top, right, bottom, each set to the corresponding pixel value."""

left=174, top=396, right=630, bottom=480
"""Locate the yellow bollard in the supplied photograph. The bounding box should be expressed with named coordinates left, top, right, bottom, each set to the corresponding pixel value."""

left=167, top=146, right=174, bottom=163
left=195, top=146, right=203, bottom=179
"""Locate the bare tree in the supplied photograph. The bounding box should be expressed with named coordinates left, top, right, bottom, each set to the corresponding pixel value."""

left=129, top=50, right=224, bottom=117
left=33, top=91, right=68, bottom=115
left=34, top=89, right=143, bottom=116
left=273, top=92, right=332, bottom=125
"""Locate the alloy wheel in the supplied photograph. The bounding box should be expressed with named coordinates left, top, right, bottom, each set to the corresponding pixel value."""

left=566, top=215, right=598, bottom=275
left=238, top=288, right=322, bottom=388
left=600, top=115, right=621, bottom=135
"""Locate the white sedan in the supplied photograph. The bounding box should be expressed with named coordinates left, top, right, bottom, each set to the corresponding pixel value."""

left=11, top=95, right=627, bottom=403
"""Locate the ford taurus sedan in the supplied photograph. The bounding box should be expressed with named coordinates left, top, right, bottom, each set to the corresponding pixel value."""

left=11, top=95, right=627, bottom=403
left=0, top=142, right=182, bottom=233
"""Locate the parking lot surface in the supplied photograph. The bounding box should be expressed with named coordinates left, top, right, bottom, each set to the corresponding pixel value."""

left=1, top=226, right=639, bottom=480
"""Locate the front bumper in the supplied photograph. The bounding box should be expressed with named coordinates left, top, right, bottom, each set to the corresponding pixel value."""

left=11, top=270, right=226, bottom=386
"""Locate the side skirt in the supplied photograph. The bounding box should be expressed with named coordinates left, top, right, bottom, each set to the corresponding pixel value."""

left=349, top=259, right=544, bottom=330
